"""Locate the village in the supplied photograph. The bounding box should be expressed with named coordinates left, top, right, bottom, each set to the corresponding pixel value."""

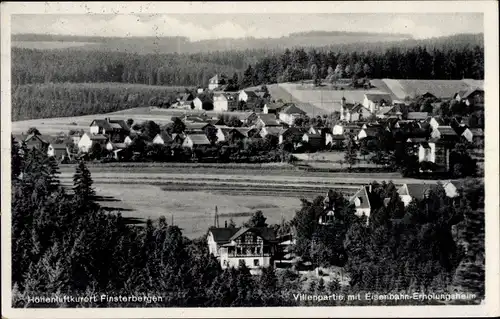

left=12, top=74, right=485, bottom=278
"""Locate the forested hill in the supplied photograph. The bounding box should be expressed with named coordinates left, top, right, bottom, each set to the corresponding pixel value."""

left=12, top=33, right=484, bottom=87
left=13, top=31, right=414, bottom=54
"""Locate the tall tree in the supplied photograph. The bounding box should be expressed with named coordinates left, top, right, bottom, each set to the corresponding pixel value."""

left=344, top=135, right=358, bottom=169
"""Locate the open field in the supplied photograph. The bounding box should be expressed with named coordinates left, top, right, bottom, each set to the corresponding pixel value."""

left=11, top=107, right=250, bottom=135
left=278, top=82, right=387, bottom=114
left=58, top=163, right=447, bottom=238
left=370, top=79, right=481, bottom=100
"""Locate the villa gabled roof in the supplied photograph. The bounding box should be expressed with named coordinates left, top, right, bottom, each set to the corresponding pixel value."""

left=186, top=134, right=211, bottom=145
left=280, top=104, right=306, bottom=115
left=349, top=186, right=372, bottom=209
left=209, top=227, right=277, bottom=244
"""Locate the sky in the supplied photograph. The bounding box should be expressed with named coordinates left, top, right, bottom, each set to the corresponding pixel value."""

left=11, top=13, right=483, bottom=41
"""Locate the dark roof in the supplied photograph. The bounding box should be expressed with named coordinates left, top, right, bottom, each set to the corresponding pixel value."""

left=258, top=114, right=281, bottom=126
left=365, top=93, right=392, bottom=103
left=209, top=227, right=239, bottom=243
left=349, top=103, right=369, bottom=113
left=243, top=90, right=260, bottom=99
left=266, top=102, right=287, bottom=111
left=185, top=122, right=212, bottom=131
left=280, top=127, right=303, bottom=136
left=330, top=134, right=345, bottom=140
left=459, top=87, right=483, bottom=99
left=398, top=183, right=434, bottom=200
left=360, top=128, right=378, bottom=137
left=50, top=143, right=68, bottom=150
left=90, top=119, right=129, bottom=131
left=186, top=134, right=211, bottom=145
left=232, top=128, right=251, bottom=137
left=89, top=134, right=108, bottom=141
left=280, top=104, right=306, bottom=115
left=210, top=227, right=277, bottom=244
left=25, top=134, right=48, bottom=144
left=304, top=132, right=322, bottom=139
left=263, top=127, right=282, bottom=136
left=155, top=131, right=172, bottom=142
left=195, top=95, right=213, bottom=103
left=407, top=112, right=429, bottom=120
left=438, top=126, right=458, bottom=136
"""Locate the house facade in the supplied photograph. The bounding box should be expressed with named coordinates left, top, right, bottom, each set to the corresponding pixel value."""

left=89, top=118, right=130, bottom=141
left=397, top=183, right=458, bottom=206
left=47, top=144, right=70, bottom=161
left=349, top=186, right=373, bottom=223
left=78, top=133, right=108, bottom=153
left=363, top=93, right=393, bottom=113
left=152, top=132, right=173, bottom=145
left=207, top=227, right=279, bottom=272
left=341, top=103, right=372, bottom=122
left=213, top=93, right=229, bottom=112
left=278, top=104, right=307, bottom=126
left=182, top=134, right=211, bottom=149
left=208, top=74, right=225, bottom=91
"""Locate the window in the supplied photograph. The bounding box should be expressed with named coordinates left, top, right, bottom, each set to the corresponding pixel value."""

left=254, top=259, right=260, bottom=267
left=239, top=259, right=246, bottom=267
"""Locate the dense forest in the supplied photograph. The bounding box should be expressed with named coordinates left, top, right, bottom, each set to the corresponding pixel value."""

left=12, top=33, right=484, bottom=87
left=12, top=34, right=484, bottom=121
left=11, top=140, right=484, bottom=307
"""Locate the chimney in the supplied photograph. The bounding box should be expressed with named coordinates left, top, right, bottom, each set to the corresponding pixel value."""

left=225, top=220, right=228, bottom=228
left=368, top=184, right=372, bottom=193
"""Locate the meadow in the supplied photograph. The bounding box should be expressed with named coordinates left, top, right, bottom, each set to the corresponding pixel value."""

left=11, top=106, right=250, bottom=135
left=57, top=163, right=443, bottom=238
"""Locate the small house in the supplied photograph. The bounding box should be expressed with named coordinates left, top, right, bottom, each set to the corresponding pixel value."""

left=182, top=134, right=211, bottom=149
left=255, top=114, right=281, bottom=128
left=278, top=127, right=303, bottom=145
left=260, top=127, right=282, bottom=138
left=89, top=118, right=130, bottom=138
left=152, top=132, right=173, bottom=145
left=397, top=183, right=457, bottom=206
left=302, top=132, right=322, bottom=149
left=341, top=103, right=372, bottom=123
left=278, top=104, right=307, bottom=126
left=349, top=185, right=375, bottom=223
left=208, top=74, right=226, bottom=91
left=213, top=93, right=229, bottom=112
left=207, top=226, right=279, bottom=273
left=357, top=128, right=378, bottom=141
left=454, top=88, right=484, bottom=106
left=428, top=116, right=446, bottom=130
left=24, top=134, right=49, bottom=150
left=263, top=102, right=286, bottom=115
left=47, top=143, right=71, bottom=161
left=406, top=112, right=429, bottom=121
left=363, top=93, right=393, bottom=113
left=78, top=133, right=108, bottom=153
left=193, top=96, right=214, bottom=111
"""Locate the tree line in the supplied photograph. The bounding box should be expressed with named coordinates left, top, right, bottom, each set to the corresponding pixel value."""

left=13, top=36, right=483, bottom=88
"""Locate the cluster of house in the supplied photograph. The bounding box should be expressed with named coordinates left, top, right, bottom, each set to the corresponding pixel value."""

left=339, top=86, right=484, bottom=123
left=170, top=74, right=269, bottom=112
left=206, top=180, right=460, bottom=273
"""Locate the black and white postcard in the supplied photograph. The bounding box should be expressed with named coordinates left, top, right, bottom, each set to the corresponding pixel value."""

left=1, top=1, right=499, bottom=318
